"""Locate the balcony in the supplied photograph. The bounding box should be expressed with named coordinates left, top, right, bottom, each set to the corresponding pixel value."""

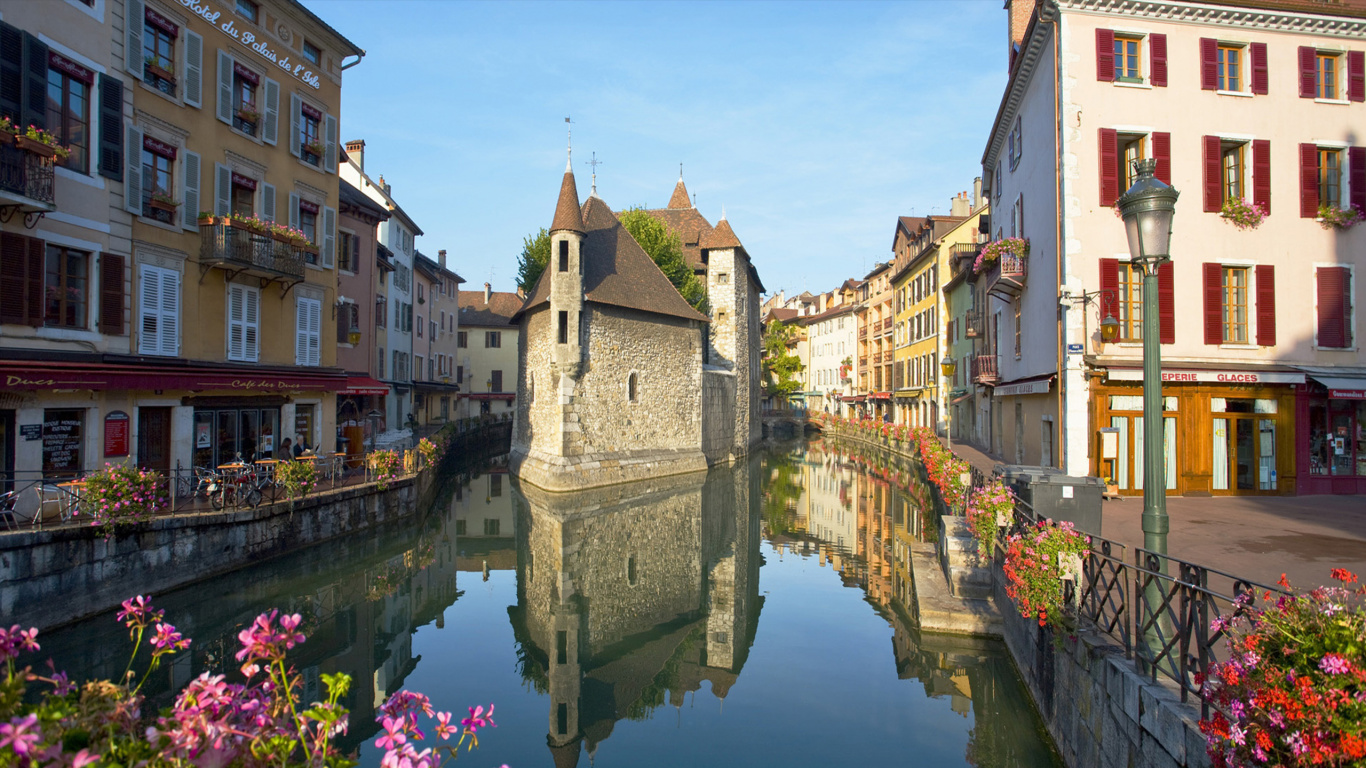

left=984, top=252, right=1028, bottom=300
left=963, top=308, right=982, bottom=338
left=858, top=326, right=867, bottom=339
left=199, top=218, right=310, bottom=285
left=858, top=356, right=867, bottom=368
left=872, top=352, right=882, bottom=364
left=882, top=318, right=893, bottom=330
left=0, top=138, right=57, bottom=219
left=972, top=354, right=999, bottom=385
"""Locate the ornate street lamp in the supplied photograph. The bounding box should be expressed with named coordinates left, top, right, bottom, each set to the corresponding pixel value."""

left=1117, top=158, right=1178, bottom=669
left=1100, top=314, right=1121, bottom=345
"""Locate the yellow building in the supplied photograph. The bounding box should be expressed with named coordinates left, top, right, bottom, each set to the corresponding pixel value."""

left=890, top=215, right=961, bottom=427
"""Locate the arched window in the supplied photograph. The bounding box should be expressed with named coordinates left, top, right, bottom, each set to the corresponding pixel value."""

left=627, top=372, right=638, bottom=403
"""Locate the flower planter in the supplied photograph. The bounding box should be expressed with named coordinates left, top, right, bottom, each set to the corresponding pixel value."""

left=236, top=109, right=260, bottom=124
left=149, top=199, right=179, bottom=214
left=0, top=131, right=14, bottom=146
left=15, top=135, right=56, bottom=158
left=145, top=63, right=176, bottom=84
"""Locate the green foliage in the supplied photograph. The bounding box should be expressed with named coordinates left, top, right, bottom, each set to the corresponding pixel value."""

left=617, top=207, right=709, bottom=313
left=763, top=320, right=805, bottom=400
left=276, top=458, right=317, bottom=499
left=516, top=227, right=551, bottom=294
left=761, top=451, right=804, bottom=536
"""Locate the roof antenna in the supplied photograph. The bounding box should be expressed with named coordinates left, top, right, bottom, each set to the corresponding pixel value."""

left=586, top=151, right=603, bottom=197
left=564, top=117, right=573, bottom=171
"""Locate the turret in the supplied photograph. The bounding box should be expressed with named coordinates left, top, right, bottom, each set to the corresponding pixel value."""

left=549, top=160, right=586, bottom=377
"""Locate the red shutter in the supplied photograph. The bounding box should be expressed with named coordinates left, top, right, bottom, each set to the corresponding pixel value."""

left=0, top=232, right=26, bottom=325
left=1201, top=38, right=1219, bottom=90
left=1316, top=267, right=1350, bottom=348
left=1250, top=42, right=1269, bottom=95
left=1158, top=262, right=1175, bottom=344
left=1299, top=46, right=1317, bottom=98
left=1099, top=128, right=1119, bottom=206
left=1153, top=132, right=1171, bottom=185
left=1350, top=146, right=1366, bottom=211
left=1252, top=140, right=1271, bottom=215
left=1099, top=258, right=1119, bottom=322
left=1300, top=143, right=1319, bottom=218
left=1348, top=50, right=1365, bottom=102
left=99, top=253, right=125, bottom=335
left=22, top=233, right=42, bottom=327
left=1150, top=34, right=1168, bottom=87
left=1255, top=265, right=1275, bottom=347
left=1204, top=262, right=1224, bottom=345
left=1096, top=29, right=1115, bottom=82
left=1203, top=135, right=1223, bottom=212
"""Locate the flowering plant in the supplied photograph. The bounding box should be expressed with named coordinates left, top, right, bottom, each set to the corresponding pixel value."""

left=1317, top=204, right=1365, bottom=230
left=15, top=125, right=71, bottom=160
left=83, top=463, right=167, bottom=537
left=418, top=436, right=447, bottom=467
left=0, top=595, right=500, bottom=768
left=911, top=427, right=971, bottom=508
left=1220, top=197, right=1267, bottom=230
left=149, top=192, right=180, bottom=207
left=0, top=116, right=14, bottom=135
left=235, top=106, right=261, bottom=123
left=965, top=480, right=1014, bottom=555
left=369, top=450, right=404, bottom=490
left=1002, top=519, right=1089, bottom=631
left=1199, top=569, right=1366, bottom=768
left=973, top=237, right=1029, bottom=274
left=304, top=140, right=325, bottom=158
left=276, top=457, right=317, bottom=500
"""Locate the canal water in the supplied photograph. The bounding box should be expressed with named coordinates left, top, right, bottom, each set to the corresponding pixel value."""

left=28, top=440, right=1061, bottom=767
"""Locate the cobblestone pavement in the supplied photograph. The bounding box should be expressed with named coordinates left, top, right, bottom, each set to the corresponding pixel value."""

left=946, top=438, right=1366, bottom=591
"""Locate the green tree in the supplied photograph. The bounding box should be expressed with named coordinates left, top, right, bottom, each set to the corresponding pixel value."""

left=617, top=207, right=709, bottom=313
left=763, top=320, right=805, bottom=401
left=516, top=227, right=550, bottom=294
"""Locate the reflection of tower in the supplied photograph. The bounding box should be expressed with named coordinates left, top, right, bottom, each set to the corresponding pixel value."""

left=548, top=601, right=583, bottom=765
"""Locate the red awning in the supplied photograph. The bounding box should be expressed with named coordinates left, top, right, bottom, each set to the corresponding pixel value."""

left=341, top=376, right=389, bottom=396
left=0, top=359, right=348, bottom=392
left=465, top=393, right=515, bottom=401
left=870, top=391, right=892, bottom=400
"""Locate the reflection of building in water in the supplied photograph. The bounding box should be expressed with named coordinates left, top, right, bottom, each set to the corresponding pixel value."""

left=450, top=465, right=518, bottom=572
left=509, top=460, right=762, bottom=766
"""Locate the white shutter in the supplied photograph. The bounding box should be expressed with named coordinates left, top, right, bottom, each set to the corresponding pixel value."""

left=125, top=0, right=144, bottom=76
left=159, top=267, right=180, bottom=356
left=243, top=286, right=259, bottom=362
left=295, top=298, right=309, bottom=365
left=181, top=149, right=200, bottom=230
left=324, top=113, right=338, bottom=173
left=215, top=50, right=233, bottom=124
left=138, top=266, right=160, bottom=355
left=184, top=31, right=203, bottom=108
left=227, top=284, right=245, bottom=360
left=308, top=298, right=321, bottom=366
left=288, top=192, right=299, bottom=230
left=262, top=78, right=279, bottom=146
left=288, top=93, right=301, bottom=157
left=214, top=163, right=230, bottom=216
left=261, top=183, right=275, bottom=222
left=322, top=206, right=336, bottom=268
left=124, top=124, right=143, bottom=214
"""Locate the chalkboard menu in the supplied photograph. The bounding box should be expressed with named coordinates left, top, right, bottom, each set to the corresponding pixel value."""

left=43, top=409, right=84, bottom=475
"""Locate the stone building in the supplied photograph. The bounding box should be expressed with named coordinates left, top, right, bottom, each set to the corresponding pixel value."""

left=510, top=161, right=764, bottom=491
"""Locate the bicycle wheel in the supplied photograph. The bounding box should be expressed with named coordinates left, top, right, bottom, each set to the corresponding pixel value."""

left=210, top=487, right=226, bottom=510
left=243, top=486, right=262, bottom=508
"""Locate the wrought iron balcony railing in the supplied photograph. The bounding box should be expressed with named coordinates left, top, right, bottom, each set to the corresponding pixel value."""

left=199, top=219, right=309, bottom=281
left=971, top=354, right=999, bottom=384
left=0, top=140, right=56, bottom=210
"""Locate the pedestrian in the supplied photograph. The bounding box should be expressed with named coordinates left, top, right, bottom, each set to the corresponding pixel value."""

left=278, top=437, right=292, bottom=460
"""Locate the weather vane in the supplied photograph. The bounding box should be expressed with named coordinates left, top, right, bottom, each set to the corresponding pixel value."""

left=586, top=152, right=603, bottom=196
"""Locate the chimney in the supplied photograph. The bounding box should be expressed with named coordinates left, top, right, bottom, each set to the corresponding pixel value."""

left=484, top=282, right=491, bottom=305
left=438, top=249, right=447, bottom=271
left=950, top=191, right=971, bottom=218
left=1007, top=0, right=1038, bottom=70
left=345, top=139, right=365, bottom=172
left=972, top=176, right=983, bottom=208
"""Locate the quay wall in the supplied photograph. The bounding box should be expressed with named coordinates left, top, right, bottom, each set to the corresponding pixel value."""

left=825, top=426, right=1210, bottom=768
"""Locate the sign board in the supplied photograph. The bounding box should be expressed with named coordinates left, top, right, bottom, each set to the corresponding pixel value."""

left=196, top=422, right=211, bottom=448
left=1099, top=428, right=1119, bottom=460
left=42, top=415, right=82, bottom=473
left=19, top=424, right=41, bottom=441
left=994, top=378, right=1053, bottom=397
left=1107, top=369, right=1305, bottom=385
left=1066, top=343, right=1084, bottom=354
left=103, top=411, right=130, bottom=457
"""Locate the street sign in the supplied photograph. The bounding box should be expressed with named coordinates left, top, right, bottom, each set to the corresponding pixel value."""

left=1066, top=343, right=1084, bottom=354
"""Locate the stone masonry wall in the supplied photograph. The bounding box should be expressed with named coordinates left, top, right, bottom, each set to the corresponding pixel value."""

left=0, top=479, right=417, bottom=632
left=702, top=369, right=737, bottom=464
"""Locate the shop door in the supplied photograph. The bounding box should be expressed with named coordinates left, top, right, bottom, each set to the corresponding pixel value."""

left=137, top=407, right=172, bottom=473
left=1105, top=396, right=1177, bottom=495
left=1211, top=398, right=1278, bottom=494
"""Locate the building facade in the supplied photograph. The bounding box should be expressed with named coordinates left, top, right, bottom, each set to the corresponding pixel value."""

left=335, top=176, right=390, bottom=453
left=412, top=250, right=462, bottom=427
left=457, top=283, right=520, bottom=421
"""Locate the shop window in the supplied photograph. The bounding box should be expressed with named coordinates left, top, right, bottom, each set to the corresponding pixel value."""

left=294, top=405, right=315, bottom=452
left=42, top=408, right=84, bottom=476
left=193, top=408, right=279, bottom=468
left=1222, top=266, right=1249, bottom=343
left=44, top=246, right=88, bottom=329
left=142, top=10, right=177, bottom=96
left=47, top=56, right=92, bottom=174
left=1309, top=401, right=1366, bottom=477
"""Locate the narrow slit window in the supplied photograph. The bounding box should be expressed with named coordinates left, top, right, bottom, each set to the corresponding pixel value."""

left=558, top=239, right=568, bottom=272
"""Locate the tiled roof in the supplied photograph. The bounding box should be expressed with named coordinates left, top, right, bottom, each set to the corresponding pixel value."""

left=338, top=179, right=390, bottom=222
left=458, top=290, right=523, bottom=327
left=763, top=307, right=799, bottom=324
left=551, top=170, right=584, bottom=233
left=517, top=196, right=708, bottom=324
left=793, top=303, right=855, bottom=324
left=639, top=206, right=713, bottom=269
left=668, top=178, right=692, bottom=209
left=699, top=217, right=742, bottom=249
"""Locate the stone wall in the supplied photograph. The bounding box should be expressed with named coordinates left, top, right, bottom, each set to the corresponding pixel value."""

left=702, top=368, right=737, bottom=464
left=0, top=478, right=417, bottom=632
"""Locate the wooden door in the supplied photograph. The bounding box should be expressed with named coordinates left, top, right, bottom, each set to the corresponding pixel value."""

left=137, top=407, right=172, bottom=473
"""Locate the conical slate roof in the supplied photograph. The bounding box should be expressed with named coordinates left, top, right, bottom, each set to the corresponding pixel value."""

left=668, top=178, right=691, bottom=209
left=551, top=168, right=584, bottom=234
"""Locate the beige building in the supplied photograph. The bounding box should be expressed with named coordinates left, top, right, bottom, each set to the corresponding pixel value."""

left=457, top=284, right=521, bottom=421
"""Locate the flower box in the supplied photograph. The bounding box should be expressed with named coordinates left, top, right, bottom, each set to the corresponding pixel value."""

left=236, top=108, right=261, bottom=124
left=145, top=62, right=176, bottom=84
left=149, top=197, right=179, bottom=214
left=15, top=135, right=55, bottom=159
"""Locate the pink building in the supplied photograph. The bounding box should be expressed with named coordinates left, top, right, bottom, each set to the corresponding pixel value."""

left=335, top=177, right=392, bottom=453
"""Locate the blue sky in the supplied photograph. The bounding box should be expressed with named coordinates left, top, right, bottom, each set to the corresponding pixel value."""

left=306, top=0, right=1007, bottom=297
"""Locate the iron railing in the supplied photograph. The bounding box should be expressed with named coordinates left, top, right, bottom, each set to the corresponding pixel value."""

left=199, top=221, right=308, bottom=279
left=971, top=354, right=998, bottom=383
left=0, top=142, right=56, bottom=206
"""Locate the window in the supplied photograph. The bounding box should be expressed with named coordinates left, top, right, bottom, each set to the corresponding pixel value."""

left=1316, top=266, right=1353, bottom=348
left=1318, top=51, right=1341, bottom=99
left=1218, top=44, right=1243, bottom=91
left=232, top=65, right=260, bottom=136
left=558, top=239, right=568, bottom=272
left=627, top=372, right=638, bottom=402
left=302, top=40, right=321, bottom=66
left=235, top=0, right=259, bottom=23
left=485, top=331, right=501, bottom=348
left=47, top=57, right=92, bottom=174
left=336, top=302, right=358, bottom=344
left=138, top=264, right=180, bottom=356
left=1222, top=266, right=1249, bottom=343
left=377, top=347, right=385, bottom=378
left=490, top=370, right=503, bottom=393
left=295, top=297, right=321, bottom=366
left=457, top=331, right=467, bottom=348
left=339, top=232, right=358, bottom=272
left=558, top=311, right=568, bottom=344
left=299, top=104, right=322, bottom=165
left=227, top=283, right=260, bottom=362
left=456, top=365, right=463, bottom=384
left=1119, top=133, right=1146, bottom=190
left=142, top=10, right=177, bottom=95
left=297, top=199, right=318, bottom=262
left=1117, top=262, right=1142, bottom=341
left=42, top=246, right=88, bottom=329
left=42, top=409, right=84, bottom=476
left=231, top=174, right=255, bottom=217
left=375, top=295, right=386, bottom=328
left=1114, top=34, right=1143, bottom=82
left=1008, top=115, right=1022, bottom=170
left=1222, top=142, right=1245, bottom=202
left=1014, top=300, right=1022, bottom=358
left=140, top=138, right=175, bottom=223
left=1319, top=148, right=1342, bottom=208
left=416, top=316, right=423, bottom=338
left=716, top=272, right=729, bottom=285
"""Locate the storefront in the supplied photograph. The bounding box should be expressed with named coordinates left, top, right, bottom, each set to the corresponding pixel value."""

left=337, top=376, right=390, bottom=457
left=1093, top=368, right=1302, bottom=496
left=1296, top=373, right=1366, bottom=495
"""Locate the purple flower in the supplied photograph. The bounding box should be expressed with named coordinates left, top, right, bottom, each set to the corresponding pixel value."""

left=0, top=714, right=42, bottom=756
left=152, top=622, right=191, bottom=652
left=1319, top=653, right=1350, bottom=675
left=461, top=704, right=495, bottom=734
left=1285, top=731, right=1307, bottom=756
left=375, top=716, right=406, bottom=751
left=434, top=711, right=455, bottom=740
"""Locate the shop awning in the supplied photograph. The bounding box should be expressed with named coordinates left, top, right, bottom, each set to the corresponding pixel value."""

left=341, top=376, right=390, bottom=396
left=1105, top=367, right=1304, bottom=385
left=843, top=395, right=867, bottom=403
left=0, top=359, right=348, bottom=392
left=1306, top=374, right=1366, bottom=399
left=870, top=391, right=892, bottom=400
left=465, top=392, right=515, bottom=401
left=951, top=392, right=974, bottom=404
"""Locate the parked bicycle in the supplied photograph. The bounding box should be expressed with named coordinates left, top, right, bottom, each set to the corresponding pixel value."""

left=208, top=463, right=262, bottom=510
